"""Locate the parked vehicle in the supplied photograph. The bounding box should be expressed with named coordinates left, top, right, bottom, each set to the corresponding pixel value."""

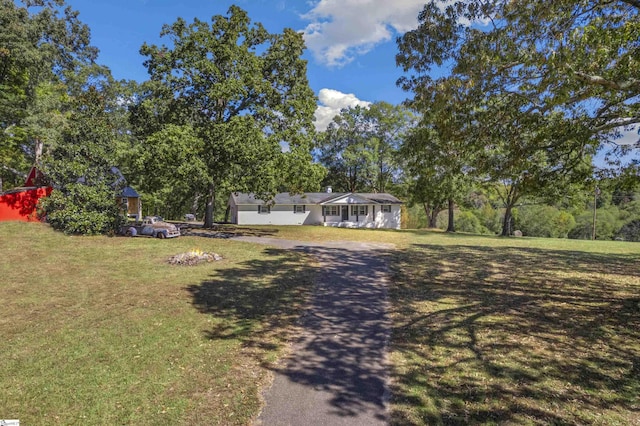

left=123, top=216, right=180, bottom=239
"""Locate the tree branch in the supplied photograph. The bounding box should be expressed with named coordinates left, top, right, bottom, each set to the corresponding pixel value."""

left=572, top=71, right=640, bottom=91
left=620, top=0, right=640, bottom=10
left=594, top=94, right=638, bottom=119
left=1, top=164, right=27, bottom=179
left=592, top=117, right=640, bottom=133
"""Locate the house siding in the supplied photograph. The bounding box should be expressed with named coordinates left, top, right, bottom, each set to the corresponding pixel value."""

left=0, top=187, right=52, bottom=222
left=228, top=193, right=402, bottom=229
left=234, top=203, right=323, bottom=225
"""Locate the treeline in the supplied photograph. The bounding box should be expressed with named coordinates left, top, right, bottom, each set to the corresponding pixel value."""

left=405, top=180, right=640, bottom=241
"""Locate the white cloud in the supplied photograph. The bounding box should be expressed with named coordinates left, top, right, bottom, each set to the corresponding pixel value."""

left=617, top=127, right=640, bottom=146
left=314, top=88, right=371, bottom=131
left=302, top=0, right=425, bottom=67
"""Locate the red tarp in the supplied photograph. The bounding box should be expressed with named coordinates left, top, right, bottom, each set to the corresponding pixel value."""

left=0, top=187, right=52, bottom=222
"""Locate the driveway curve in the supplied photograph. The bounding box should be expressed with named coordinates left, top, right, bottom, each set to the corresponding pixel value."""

left=232, top=236, right=395, bottom=426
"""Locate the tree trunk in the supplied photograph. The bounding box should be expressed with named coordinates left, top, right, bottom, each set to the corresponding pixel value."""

left=501, top=204, right=513, bottom=236
left=191, top=193, right=201, bottom=217
left=203, top=182, right=216, bottom=228
left=446, top=198, right=455, bottom=233
left=429, top=210, right=438, bottom=228
left=423, top=203, right=433, bottom=228
left=423, top=202, right=439, bottom=228
left=34, top=139, right=44, bottom=165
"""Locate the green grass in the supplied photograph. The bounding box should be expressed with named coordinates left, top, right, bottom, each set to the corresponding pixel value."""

left=388, top=233, right=640, bottom=425
left=180, top=222, right=414, bottom=246
left=0, top=222, right=314, bottom=425
left=2, top=222, right=639, bottom=425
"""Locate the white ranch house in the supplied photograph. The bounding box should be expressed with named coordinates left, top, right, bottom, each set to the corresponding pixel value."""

left=228, top=191, right=403, bottom=229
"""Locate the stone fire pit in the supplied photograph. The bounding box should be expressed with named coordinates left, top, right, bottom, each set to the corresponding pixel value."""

left=168, top=249, right=223, bottom=266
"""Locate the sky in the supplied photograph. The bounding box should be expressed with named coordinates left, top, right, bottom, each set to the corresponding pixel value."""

left=63, top=0, right=427, bottom=131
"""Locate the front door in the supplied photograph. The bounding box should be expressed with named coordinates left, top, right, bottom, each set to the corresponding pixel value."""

left=341, top=205, right=349, bottom=221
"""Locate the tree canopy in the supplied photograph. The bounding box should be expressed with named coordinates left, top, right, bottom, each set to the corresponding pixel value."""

left=316, top=102, right=412, bottom=193
left=397, top=0, right=639, bottom=150
left=395, top=0, right=634, bottom=234
left=133, top=6, right=324, bottom=226
left=0, top=0, right=99, bottom=189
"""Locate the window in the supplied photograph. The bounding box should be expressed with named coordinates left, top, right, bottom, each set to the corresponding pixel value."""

left=323, top=206, right=339, bottom=216
left=294, top=205, right=305, bottom=213
left=258, top=205, right=270, bottom=214
left=381, top=205, right=392, bottom=213
left=351, top=205, right=368, bottom=216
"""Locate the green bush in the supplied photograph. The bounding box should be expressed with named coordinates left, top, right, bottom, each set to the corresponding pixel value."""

left=41, top=183, right=125, bottom=235
left=455, top=210, right=490, bottom=234
left=516, top=205, right=576, bottom=238
left=473, top=204, right=502, bottom=234
left=39, top=86, right=128, bottom=235
left=615, top=219, right=640, bottom=242
left=569, top=207, right=622, bottom=240
left=404, top=204, right=430, bottom=229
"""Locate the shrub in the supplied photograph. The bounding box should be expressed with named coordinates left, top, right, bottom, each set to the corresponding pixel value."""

left=473, top=204, right=502, bottom=234
left=615, top=219, right=640, bottom=242
left=569, top=207, right=621, bottom=240
left=455, top=211, right=490, bottom=234
left=516, top=205, right=575, bottom=238
left=41, top=183, right=125, bottom=235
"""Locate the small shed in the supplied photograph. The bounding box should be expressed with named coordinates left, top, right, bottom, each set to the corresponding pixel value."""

left=0, top=186, right=52, bottom=222
left=117, top=186, right=142, bottom=220
left=0, top=167, right=52, bottom=222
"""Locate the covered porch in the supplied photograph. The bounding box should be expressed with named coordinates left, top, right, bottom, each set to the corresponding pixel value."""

left=320, top=193, right=401, bottom=229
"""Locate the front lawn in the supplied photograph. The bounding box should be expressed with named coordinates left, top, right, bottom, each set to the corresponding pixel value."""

left=389, top=234, right=640, bottom=425
left=0, top=222, right=314, bottom=424
left=2, top=222, right=638, bottom=424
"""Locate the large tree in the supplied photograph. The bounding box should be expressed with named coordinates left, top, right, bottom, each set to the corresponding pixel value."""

left=317, top=105, right=376, bottom=192
left=133, top=6, right=324, bottom=226
left=130, top=124, right=208, bottom=219
left=401, top=126, right=451, bottom=229
left=0, top=0, right=98, bottom=189
left=397, top=0, right=639, bottom=157
left=367, top=102, right=415, bottom=193
left=40, top=81, right=126, bottom=235
left=473, top=95, right=594, bottom=235
left=317, top=102, right=412, bottom=193
left=400, top=77, right=477, bottom=232
left=396, top=0, right=625, bottom=235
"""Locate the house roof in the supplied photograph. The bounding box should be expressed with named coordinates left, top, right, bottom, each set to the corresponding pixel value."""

left=230, top=192, right=402, bottom=205
left=119, top=186, right=140, bottom=198
left=344, top=193, right=404, bottom=204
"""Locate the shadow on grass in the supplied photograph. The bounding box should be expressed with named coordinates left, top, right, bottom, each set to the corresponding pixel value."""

left=178, top=223, right=280, bottom=239
left=390, top=243, right=640, bottom=425
left=186, top=242, right=396, bottom=421
left=185, top=247, right=310, bottom=353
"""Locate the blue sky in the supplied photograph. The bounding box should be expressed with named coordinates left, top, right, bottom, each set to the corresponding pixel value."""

left=64, top=0, right=426, bottom=130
